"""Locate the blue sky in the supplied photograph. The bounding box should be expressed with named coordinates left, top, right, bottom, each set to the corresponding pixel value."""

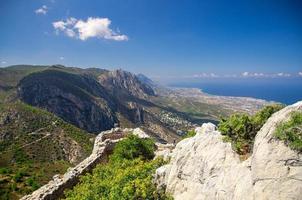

left=0, top=0, right=301, bottom=79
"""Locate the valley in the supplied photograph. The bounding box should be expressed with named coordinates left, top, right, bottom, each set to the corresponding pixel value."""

left=0, top=64, right=271, bottom=199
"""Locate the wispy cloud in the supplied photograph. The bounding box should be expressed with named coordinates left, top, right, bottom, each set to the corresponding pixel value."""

left=1, top=61, right=7, bottom=65
left=298, top=72, right=302, bottom=77
left=59, top=56, right=64, bottom=60
left=35, top=5, right=48, bottom=15
left=52, top=17, right=128, bottom=41
left=189, top=73, right=220, bottom=78
left=242, top=72, right=267, bottom=77
left=185, top=71, right=296, bottom=79
left=241, top=71, right=291, bottom=78
left=276, top=72, right=291, bottom=77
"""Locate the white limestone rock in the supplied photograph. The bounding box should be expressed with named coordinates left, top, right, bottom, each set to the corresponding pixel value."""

left=155, top=101, right=302, bottom=200
left=132, top=127, right=150, bottom=138
left=154, top=142, right=174, bottom=160
left=251, top=101, right=302, bottom=200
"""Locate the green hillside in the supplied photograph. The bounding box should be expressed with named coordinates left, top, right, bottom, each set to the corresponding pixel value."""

left=0, top=102, right=94, bottom=200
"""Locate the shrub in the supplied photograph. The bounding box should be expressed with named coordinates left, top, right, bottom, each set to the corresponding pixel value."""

left=252, top=104, right=284, bottom=130
left=13, top=170, right=25, bottom=182
left=275, top=111, right=302, bottom=152
left=111, top=134, right=155, bottom=161
left=0, top=168, right=10, bottom=174
left=26, top=177, right=40, bottom=190
left=64, top=135, right=172, bottom=200
left=218, top=104, right=284, bottom=154
left=181, top=130, right=196, bottom=139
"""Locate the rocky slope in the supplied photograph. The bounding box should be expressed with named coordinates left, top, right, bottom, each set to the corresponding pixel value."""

left=18, top=68, right=117, bottom=133
left=0, top=102, right=94, bottom=199
left=0, top=102, right=94, bottom=163
left=98, top=69, right=155, bottom=99
left=155, top=101, right=302, bottom=200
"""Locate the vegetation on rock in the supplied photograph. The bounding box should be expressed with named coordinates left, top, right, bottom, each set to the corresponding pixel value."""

left=275, top=111, right=302, bottom=152
left=64, top=135, right=172, bottom=200
left=181, top=130, right=196, bottom=139
left=218, top=104, right=284, bottom=154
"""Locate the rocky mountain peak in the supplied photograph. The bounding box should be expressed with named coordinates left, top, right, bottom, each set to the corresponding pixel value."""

left=98, top=69, right=155, bottom=99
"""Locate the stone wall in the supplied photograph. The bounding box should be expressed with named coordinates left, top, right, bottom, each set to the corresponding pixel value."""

left=21, top=127, right=146, bottom=200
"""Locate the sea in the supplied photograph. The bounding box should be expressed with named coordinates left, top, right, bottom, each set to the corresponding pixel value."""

left=168, top=78, right=302, bottom=105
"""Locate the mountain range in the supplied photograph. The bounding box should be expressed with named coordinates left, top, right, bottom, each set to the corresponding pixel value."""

left=0, top=64, right=270, bottom=199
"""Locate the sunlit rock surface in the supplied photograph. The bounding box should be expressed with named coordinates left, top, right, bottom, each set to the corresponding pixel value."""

left=155, top=101, right=302, bottom=200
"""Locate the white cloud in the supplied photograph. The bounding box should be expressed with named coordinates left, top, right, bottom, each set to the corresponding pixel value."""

left=184, top=71, right=295, bottom=79
left=241, top=71, right=291, bottom=78
left=35, top=5, right=48, bottom=15
left=53, top=18, right=77, bottom=37
left=52, top=17, right=128, bottom=41
left=242, top=71, right=265, bottom=77
left=1, top=61, right=7, bottom=65
left=298, top=72, right=302, bottom=76
left=276, top=72, right=291, bottom=77
left=59, top=57, right=64, bottom=60
left=242, top=72, right=249, bottom=77
left=190, top=73, right=220, bottom=78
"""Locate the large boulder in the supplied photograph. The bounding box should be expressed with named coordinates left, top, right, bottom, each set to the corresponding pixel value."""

left=251, top=101, right=302, bottom=199
left=155, top=101, right=302, bottom=200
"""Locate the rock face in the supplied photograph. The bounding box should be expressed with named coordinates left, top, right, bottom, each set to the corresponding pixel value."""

left=98, top=69, right=155, bottom=99
left=155, top=101, right=302, bottom=200
left=18, top=69, right=117, bottom=133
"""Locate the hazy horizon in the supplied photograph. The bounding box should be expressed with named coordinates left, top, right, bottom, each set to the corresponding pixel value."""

left=1, top=0, right=301, bottom=103
left=1, top=0, right=301, bottom=79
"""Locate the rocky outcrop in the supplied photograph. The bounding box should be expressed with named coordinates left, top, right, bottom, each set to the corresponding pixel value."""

left=250, top=101, right=302, bottom=200
left=154, top=142, right=174, bottom=160
left=18, top=69, right=117, bottom=133
left=21, top=127, right=148, bottom=200
left=155, top=101, right=302, bottom=200
left=98, top=69, right=155, bottom=99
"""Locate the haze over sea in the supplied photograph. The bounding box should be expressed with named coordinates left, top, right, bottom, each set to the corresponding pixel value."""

left=168, top=78, right=302, bottom=105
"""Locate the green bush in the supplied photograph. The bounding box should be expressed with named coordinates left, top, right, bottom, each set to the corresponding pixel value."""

left=13, top=171, right=25, bottom=182
left=26, top=177, right=40, bottom=190
left=181, top=130, right=196, bottom=139
left=0, top=168, right=10, bottom=174
left=111, top=134, right=155, bottom=161
left=218, top=104, right=284, bottom=154
left=275, top=111, right=302, bottom=152
left=252, top=104, right=284, bottom=129
left=64, top=135, right=172, bottom=200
